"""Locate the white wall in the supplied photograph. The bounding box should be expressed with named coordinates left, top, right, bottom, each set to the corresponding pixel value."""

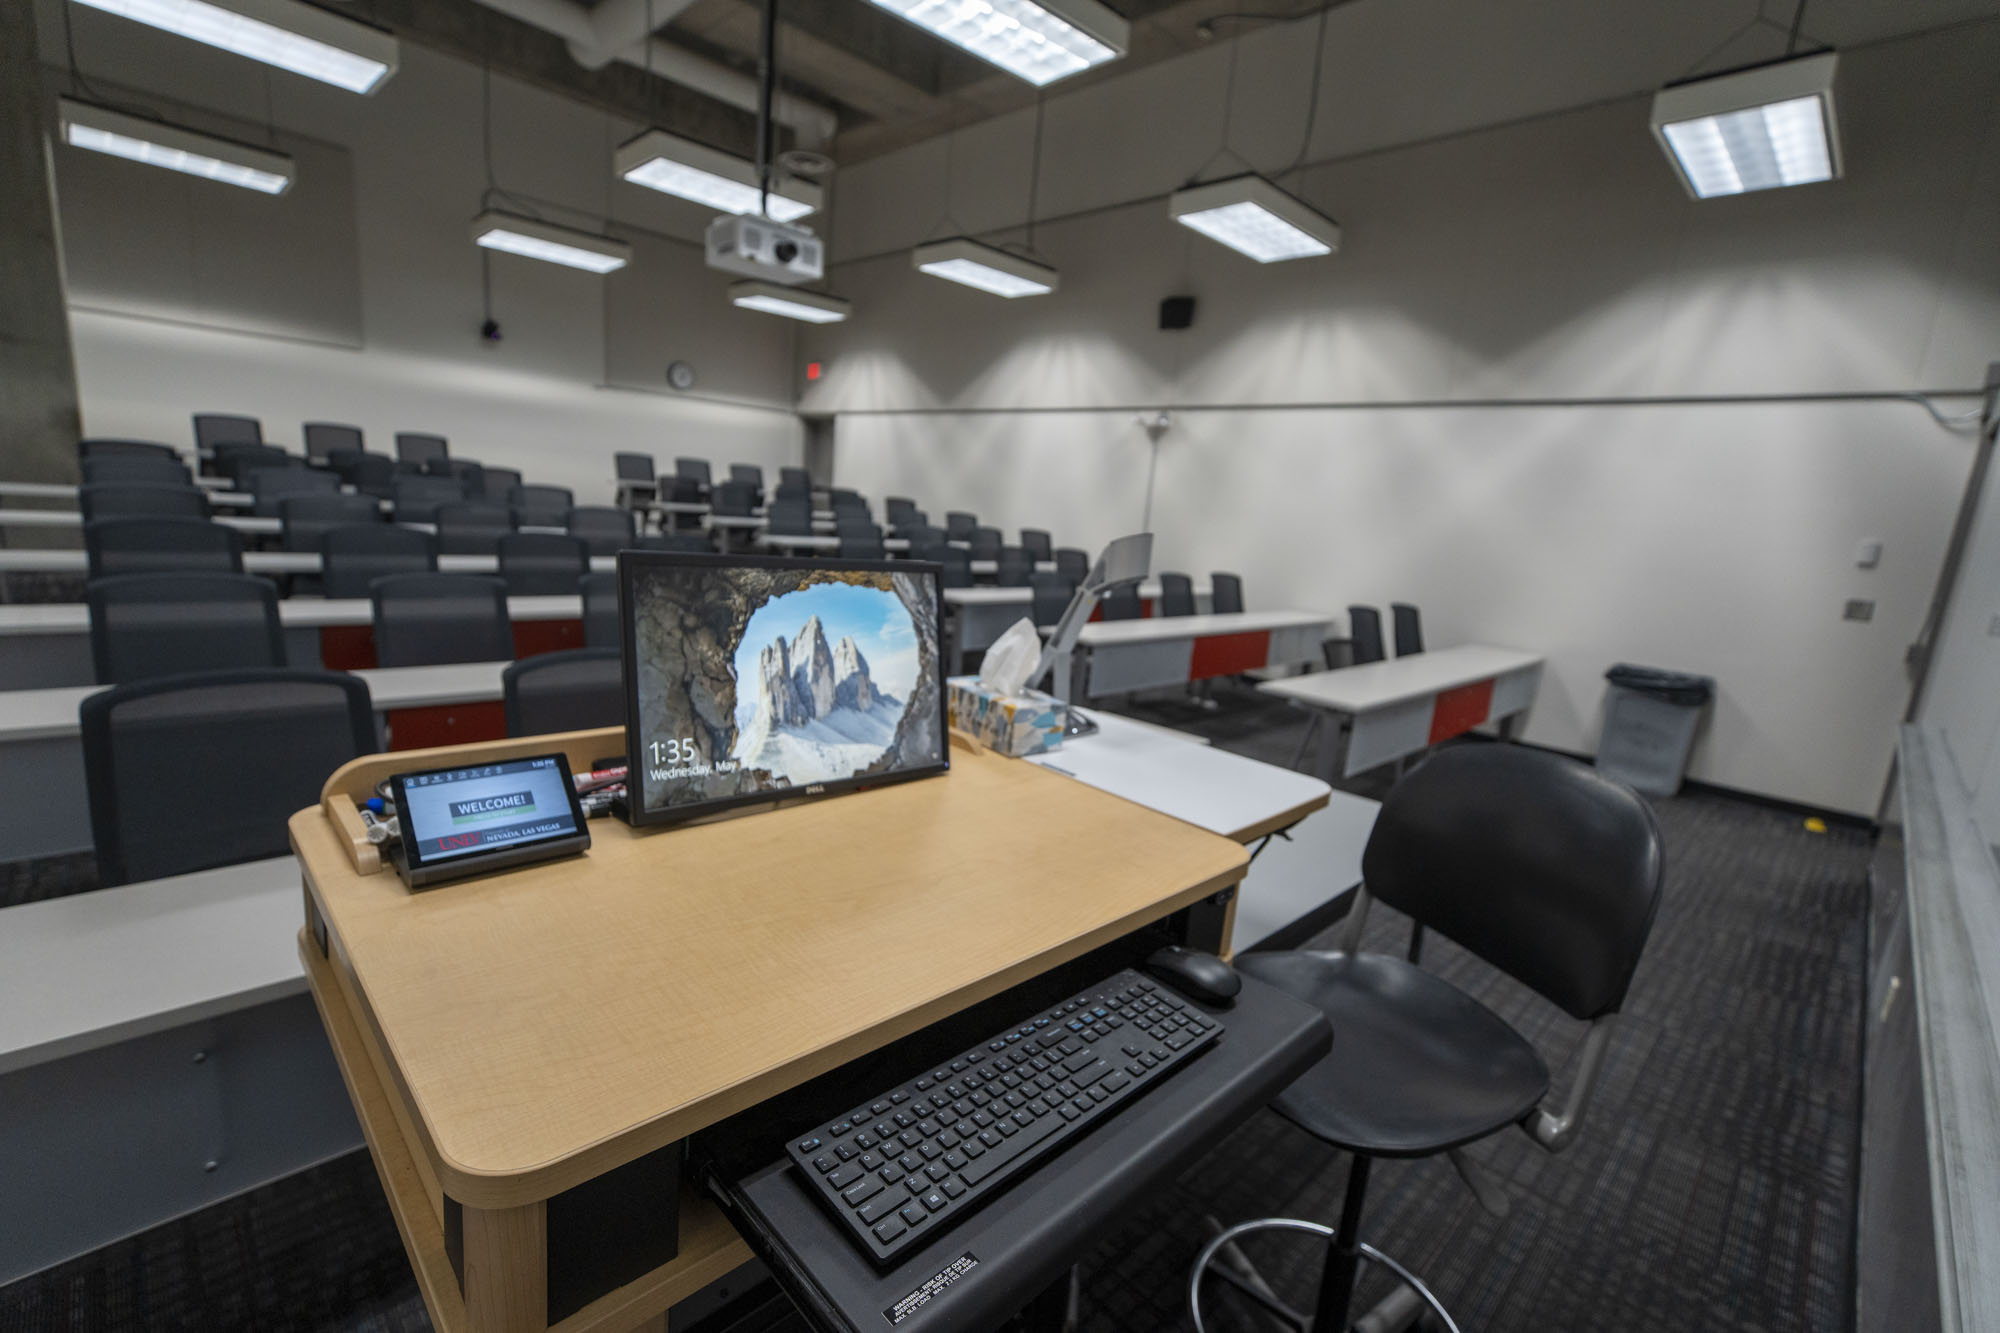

left=799, top=16, right=2000, bottom=815
left=34, top=4, right=805, bottom=498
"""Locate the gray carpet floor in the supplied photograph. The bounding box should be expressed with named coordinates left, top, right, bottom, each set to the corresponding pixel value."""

left=0, top=692, right=1872, bottom=1332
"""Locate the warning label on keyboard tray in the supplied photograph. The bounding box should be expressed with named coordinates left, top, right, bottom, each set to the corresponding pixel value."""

left=884, top=1253, right=977, bottom=1325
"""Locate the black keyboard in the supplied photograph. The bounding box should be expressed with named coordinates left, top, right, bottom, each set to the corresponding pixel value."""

left=786, top=968, right=1222, bottom=1265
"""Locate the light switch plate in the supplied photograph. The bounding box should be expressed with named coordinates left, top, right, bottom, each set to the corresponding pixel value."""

left=1844, top=599, right=1875, bottom=622
left=1855, top=539, right=1883, bottom=569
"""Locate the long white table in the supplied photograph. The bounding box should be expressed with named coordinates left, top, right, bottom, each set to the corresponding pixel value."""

left=0, top=549, right=616, bottom=576
left=1055, top=609, right=1335, bottom=700
left=1260, top=644, right=1545, bottom=778
left=943, top=581, right=1215, bottom=672
left=757, top=533, right=913, bottom=553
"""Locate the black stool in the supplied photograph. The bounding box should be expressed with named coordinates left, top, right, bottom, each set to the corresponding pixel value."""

left=1190, top=744, right=1665, bottom=1331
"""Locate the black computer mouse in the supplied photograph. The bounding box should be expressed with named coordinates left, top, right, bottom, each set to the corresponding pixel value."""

left=1144, top=945, right=1242, bottom=1006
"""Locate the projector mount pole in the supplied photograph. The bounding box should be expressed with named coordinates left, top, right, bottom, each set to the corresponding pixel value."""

left=756, top=0, right=776, bottom=218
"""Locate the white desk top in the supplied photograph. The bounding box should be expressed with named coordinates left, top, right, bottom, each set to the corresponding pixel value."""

left=0, top=550, right=615, bottom=575
left=0, top=855, right=306, bottom=1075
left=0, top=508, right=283, bottom=535
left=944, top=579, right=1207, bottom=607
left=0, top=482, right=81, bottom=501
left=1259, top=644, right=1545, bottom=713
left=756, top=534, right=913, bottom=552
left=0, top=594, right=584, bottom=637
left=1071, top=609, right=1333, bottom=647
left=1028, top=709, right=1330, bottom=842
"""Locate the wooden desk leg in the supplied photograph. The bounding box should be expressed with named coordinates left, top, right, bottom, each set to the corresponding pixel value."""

left=460, top=1200, right=548, bottom=1333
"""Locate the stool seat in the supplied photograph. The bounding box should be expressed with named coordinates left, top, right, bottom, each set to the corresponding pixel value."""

left=1236, top=950, right=1550, bottom=1157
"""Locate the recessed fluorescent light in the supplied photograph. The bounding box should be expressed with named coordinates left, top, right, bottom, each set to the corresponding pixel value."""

left=615, top=129, right=821, bottom=222
left=59, top=98, right=295, bottom=194
left=866, top=0, right=1127, bottom=86
left=913, top=238, right=1058, bottom=297
left=470, top=211, right=632, bottom=274
left=1651, top=52, right=1841, bottom=199
left=70, top=0, right=396, bottom=93
left=728, top=281, right=850, bottom=324
left=1169, top=174, right=1340, bottom=263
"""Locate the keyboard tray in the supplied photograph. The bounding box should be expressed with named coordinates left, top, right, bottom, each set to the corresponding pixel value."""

left=710, top=971, right=1330, bottom=1333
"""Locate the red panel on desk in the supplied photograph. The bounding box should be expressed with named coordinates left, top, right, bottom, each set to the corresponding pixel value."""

left=1429, top=679, right=1495, bottom=743
left=1189, top=630, right=1271, bottom=680
left=386, top=701, right=508, bottom=751
left=512, top=619, right=584, bottom=658
left=319, top=625, right=376, bottom=670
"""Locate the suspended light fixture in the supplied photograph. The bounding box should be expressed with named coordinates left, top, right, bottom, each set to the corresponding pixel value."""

left=913, top=238, right=1058, bottom=297
left=866, top=0, right=1127, bottom=86
left=1651, top=52, right=1840, bottom=198
left=729, top=280, right=849, bottom=323
left=470, top=212, right=632, bottom=273
left=59, top=98, right=295, bottom=194
left=69, top=0, right=396, bottom=93
left=616, top=129, right=821, bottom=222
left=1170, top=174, right=1340, bottom=263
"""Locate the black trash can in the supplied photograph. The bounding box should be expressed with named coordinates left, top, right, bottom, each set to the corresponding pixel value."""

left=1596, top=664, right=1715, bottom=796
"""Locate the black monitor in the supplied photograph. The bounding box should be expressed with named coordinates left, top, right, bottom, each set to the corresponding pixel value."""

left=617, top=552, right=948, bottom=826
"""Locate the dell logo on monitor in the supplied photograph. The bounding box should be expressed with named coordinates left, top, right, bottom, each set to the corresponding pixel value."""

left=805, top=784, right=826, bottom=795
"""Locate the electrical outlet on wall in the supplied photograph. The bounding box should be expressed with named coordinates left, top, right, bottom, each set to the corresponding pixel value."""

left=1844, top=599, right=1875, bottom=622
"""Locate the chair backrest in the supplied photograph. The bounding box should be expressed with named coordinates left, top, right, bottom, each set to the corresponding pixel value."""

left=1054, top=548, right=1088, bottom=583
left=509, top=484, right=574, bottom=528
left=396, top=432, right=449, bottom=465
left=1100, top=585, right=1143, bottom=620
left=729, top=463, right=763, bottom=486
left=840, top=530, right=886, bottom=560
left=767, top=498, right=813, bottom=535
left=433, top=502, right=516, bottom=555
left=995, top=547, right=1033, bottom=587
left=437, top=459, right=485, bottom=494
left=480, top=466, right=523, bottom=502
left=835, top=516, right=881, bottom=538
left=503, top=647, right=625, bottom=737
left=193, top=413, right=262, bottom=448
left=85, top=517, right=242, bottom=578
left=675, top=458, right=712, bottom=486
left=566, top=505, right=635, bottom=556
left=280, top=493, right=382, bottom=551
left=1392, top=602, right=1424, bottom=657
left=81, top=455, right=192, bottom=487
left=249, top=464, right=341, bottom=516
left=710, top=480, right=757, bottom=516
left=885, top=496, right=918, bottom=521
left=81, top=668, right=376, bottom=887
left=498, top=532, right=590, bottom=596
left=1158, top=572, right=1196, bottom=617
left=1019, top=528, right=1053, bottom=562
left=217, top=444, right=293, bottom=487
left=615, top=452, right=656, bottom=482
left=640, top=532, right=713, bottom=554
left=937, top=548, right=973, bottom=589
left=779, top=466, right=811, bottom=490
left=393, top=475, right=470, bottom=524
left=303, top=422, right=363, bottom=459
left=87, top=572, right=285, bottom=684
left=332, top=450, right=398, bottom=497
left=1211, top=572, right=1244, bottom=615
left=581, top=570, right=621, bottom=648
left=371, top=572, right=514, bottom=667
left=944, top=512, right=977, bottom=541
left=1361, top=745, right=1665, bottom=1020
left=1347, top=605, right=1385, bottom=666
left=969, top=526, right=1004, bottom=560
left=80, top=483, right=209, bottom=521
left=79, top=438, right=179, bottom=460
left=1030, top=572, right=1076, bottom=628
left=667, top=475, right=705, bottom=506
left=321, top=524, right=436, bottom=599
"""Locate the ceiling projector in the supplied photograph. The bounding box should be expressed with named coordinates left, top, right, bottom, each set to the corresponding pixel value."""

left=705, top=214, right=823, bottom=285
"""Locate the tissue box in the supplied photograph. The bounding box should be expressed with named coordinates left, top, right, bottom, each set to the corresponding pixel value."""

left=947, top=676, right=1068, bottom=756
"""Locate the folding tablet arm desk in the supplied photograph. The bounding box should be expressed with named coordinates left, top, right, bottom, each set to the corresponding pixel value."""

left=294, top=726, right=1328, bottom=1333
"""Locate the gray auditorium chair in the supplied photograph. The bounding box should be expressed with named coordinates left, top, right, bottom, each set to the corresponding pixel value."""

left=1211, top=572, right=1244, bottom=615
left=937, top=548, right=974, bottom=590
left=281, top=494, right=382, bottom=552
left=1030, top=572, right=1077, bottom=629
left=1191, top=746, right=1664, bottom=1333
left=87, top=572, right=285, bottom=684
left=1392, top=602, right=1425, bottom=657
left=433, top=502, right=516, bottom=555
left=508, top=484, right=574, bottom=529
left=675, top=457, right=712, bottom=489
left=216, top=444, right=293, bottom=487
left=567, top=505, right=635, bottom=557
left=331, top=450, right=399, bottom=499
left=79, top=484, right=209, bottom=521
left=249, top=465, right=341, bottom=516
left=945, top=512, right=978, bottom=543
left=192, top=413, right=262, bottom=448
left=1347, top=605, right=1386, bottom=666
left=81, top=668, right=376, bottom=886
left=1158, top=572, right=1196, bottom=617
left=498, top=532, right=590, bottom=596
left=840, top=527, right=886, bottom=560
left=778, top=466, right=812, bottom=493
left=969, top=527, right=1004, bottom=562
left=503, top=647, right=625, bottom=737
left=767, top=498, right=814, bottom=536
left=580, top=571, right=620, bottom=648
left=303, top=422, right=363, bottom=459
left=320, top=525, right=436, bottom=599
left=480, top=467, right=523, bottom=503
left=1054, top=548, right=1089, bottom=583
left=79, top=438, right=180, bottom=461
left=995, top=547, right=1033, bottom=587
left=392, top=475, right=471, bottom=525
left=80, top=455, right=192, bottom=487
left=640, top=532, right=713, bottom=554
left=728, top=464, right=765, bottom=506
left=1100, top=585, right=1143, bottom=620
left=370, top=572, right=513, bottom=666
left=1019, top=529, right=1053, bottom=563
left=395, top=432, right=449, bottom=466
left=85, top=518, right=243, bottom=578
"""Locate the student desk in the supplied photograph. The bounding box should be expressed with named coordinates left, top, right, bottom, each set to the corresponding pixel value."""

left=942, top=582, right=1214, bottom=674
left=1259, top=644, right=1544, bottom=778
left=293, top=729, right=1326, bottom=1332
left=1052, top=610, right=1334, bottom=700
left=0, top=549, right=618, bottom=577
left=753, top=534, right=913, bottom=554
left=0, top=509, right=565, bottom=539
left=0, top=481, right=252, bottom=508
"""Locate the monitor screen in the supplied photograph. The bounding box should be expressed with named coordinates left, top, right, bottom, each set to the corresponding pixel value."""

left=619, top=552, right=949, bottom=825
